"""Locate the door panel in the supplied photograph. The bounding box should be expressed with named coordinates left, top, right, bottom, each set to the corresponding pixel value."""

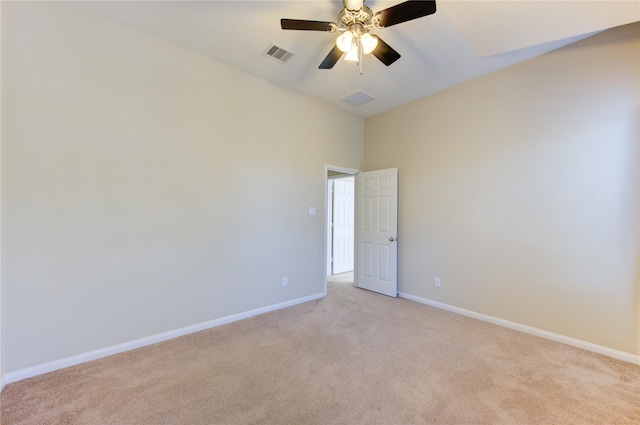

left=332, top=177, right=355, bottom=274
left=356, top=168, right=398, bottom=297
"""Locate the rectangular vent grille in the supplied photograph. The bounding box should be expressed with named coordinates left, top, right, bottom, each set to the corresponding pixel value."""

left=341, top=91, right=376, bottom=107
left=263, top=43, right=294, bottom=64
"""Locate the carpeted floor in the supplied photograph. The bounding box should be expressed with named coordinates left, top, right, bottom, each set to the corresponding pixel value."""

left=1, top=273, right=639, bottom=424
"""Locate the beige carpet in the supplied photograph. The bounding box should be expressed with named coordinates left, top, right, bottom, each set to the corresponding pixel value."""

left=1, top=273, right=639, bottom=424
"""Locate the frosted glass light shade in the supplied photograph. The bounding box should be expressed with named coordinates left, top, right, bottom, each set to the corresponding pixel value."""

left=345, top=44, right=359, bottom=61
left=336, top=31, right=354, bottom=52
left=361, top=33, right=378, bottom=54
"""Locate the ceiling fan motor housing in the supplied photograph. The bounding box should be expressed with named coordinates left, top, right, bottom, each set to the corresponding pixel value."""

left=337, top=6, right=377, bottom=34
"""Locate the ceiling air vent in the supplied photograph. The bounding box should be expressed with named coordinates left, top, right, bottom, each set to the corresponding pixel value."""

left=262, top=43, right=294, bottom=64
left=341, top=91, right=376, bottom=107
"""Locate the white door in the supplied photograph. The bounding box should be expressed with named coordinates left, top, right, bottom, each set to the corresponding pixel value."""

left=355, top=168, right=398, bottom=297
left=332, top=177, right=354, bottom=274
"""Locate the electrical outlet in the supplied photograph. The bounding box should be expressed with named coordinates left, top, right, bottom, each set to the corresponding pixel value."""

left=282, top=277, right=288, bottom=287
left=434, top=277, right=441, bottom=288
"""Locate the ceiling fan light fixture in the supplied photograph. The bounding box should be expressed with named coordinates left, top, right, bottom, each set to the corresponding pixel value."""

left=361, top=33, right=378, bottom=54
left=281, top=0, right=438, bottom=72
left=336, top=31, right=354, bottom=52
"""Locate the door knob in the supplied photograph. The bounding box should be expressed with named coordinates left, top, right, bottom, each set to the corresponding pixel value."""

left=389, top=237, right=395, bottom=242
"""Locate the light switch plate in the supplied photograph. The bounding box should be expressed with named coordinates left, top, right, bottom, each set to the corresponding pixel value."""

left=308, top=207, right=316, bottom=216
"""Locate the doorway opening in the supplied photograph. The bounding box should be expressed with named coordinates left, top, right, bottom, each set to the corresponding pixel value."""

left=328, top=175, right=354, bottom=275
left=325, top=165, right=358, bottom=292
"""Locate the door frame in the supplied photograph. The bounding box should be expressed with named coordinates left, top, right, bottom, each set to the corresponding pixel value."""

left=324, top=164, right=359, bottom=295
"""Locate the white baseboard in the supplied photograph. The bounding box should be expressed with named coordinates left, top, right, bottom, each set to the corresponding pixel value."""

left=398, top=292, right=640, bottom=365
left=4, top=292, right=326, bottom=385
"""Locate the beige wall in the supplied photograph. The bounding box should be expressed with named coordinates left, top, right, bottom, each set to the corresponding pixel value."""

left=365, top=23, right=639, bottom=355
left=2, top=2, right=363, bottom=373
left=0, top=0, right=4, bottom=392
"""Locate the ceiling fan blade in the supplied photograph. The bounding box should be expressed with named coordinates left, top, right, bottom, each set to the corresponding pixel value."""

left=319, top=45, right=344, bottom=69
left=371, top=35, right=401, bottom=66
left=375, top=0, right=436, bottom=28
left=343, top=0, right=364, bottom=11
left=281, top=19, right=334, bottom=31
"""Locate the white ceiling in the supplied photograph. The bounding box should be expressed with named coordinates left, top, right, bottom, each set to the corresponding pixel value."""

left=79, top=0, right=639, bottom=118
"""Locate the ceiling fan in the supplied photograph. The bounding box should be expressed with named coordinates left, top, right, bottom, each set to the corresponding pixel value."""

left=281, top=0, right=437, bottom=72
